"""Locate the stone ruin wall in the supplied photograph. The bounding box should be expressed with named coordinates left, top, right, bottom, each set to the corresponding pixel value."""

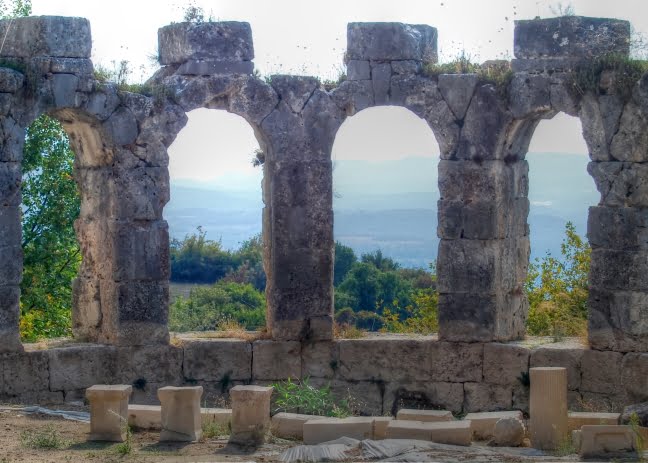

left=0, top=15, right=647, bottom=415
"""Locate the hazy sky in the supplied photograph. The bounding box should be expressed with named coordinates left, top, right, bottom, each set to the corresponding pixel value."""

left=31, top=0, right=647, bottom=185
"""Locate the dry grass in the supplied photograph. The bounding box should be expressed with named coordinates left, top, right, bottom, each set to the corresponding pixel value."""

left=175, top=321, right=272, bottom=342
left=333, top=322, right=366, bottom=339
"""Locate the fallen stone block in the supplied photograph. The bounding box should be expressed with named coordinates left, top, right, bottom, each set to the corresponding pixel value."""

left=230, top=385, right=273, bottom=445
left=201, top=408, right=232, bottom=426
left=568, top=411, right=620, bottom=431
left=492, top=417, right=525, bottom=447
left=396, top=409, right=453, bottom=422
left=579, top=425, right=637, bottom=459
left=128, top=405, right=231, bottom=430
left=270, top=412, right=328, bottom=440
left=386, top=420, right=472, bottom=446
left=303, top=417, right=374, bottom=444
left=158, top=386, right=203, bottom=442
left=128, top=404, right=160, bottom=430
left=373, top=417, right=393, bottom=440
left=86, top=385, right=132, bottom=442
left=464, top=410, right=524, bottom=440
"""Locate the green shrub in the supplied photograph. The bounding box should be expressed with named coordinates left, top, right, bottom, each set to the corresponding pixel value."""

left=272, top=377, right=351, bottom=418
left=573, top=54, right=648, bottom=101
left=20, top=425, right=68, bottom=449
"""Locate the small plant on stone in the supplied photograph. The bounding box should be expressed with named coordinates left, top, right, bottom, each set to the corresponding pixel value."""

left=20, top=424, right=69, bottom=449
left=114, top=424, right=133, bottom=456
left=629, top=412, right=645, bottom=461
left=272, top=377, right=351, bottom=418
left=333, top=322, right=366, bottom=339
left=572, top=54, right=648, bottom=101
left=554, top=435, right=576, bottom=457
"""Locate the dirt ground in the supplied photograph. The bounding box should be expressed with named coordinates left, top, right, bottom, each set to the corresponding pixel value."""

left=0, top=406, right=640, bottom=463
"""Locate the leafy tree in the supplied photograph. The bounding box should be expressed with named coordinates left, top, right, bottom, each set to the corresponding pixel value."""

left=334, top=241, right=356, bottom=286
left=170, top=227, right=238, bottom=283
left=361, top=249, right=400, bottom=272
left=0, top=0, right=30, bottom=18
left=20, top=115, right=80, bottom=340
left=169, top=281, right=265, bottom=331
left=525, top=222, right=590, bottom=337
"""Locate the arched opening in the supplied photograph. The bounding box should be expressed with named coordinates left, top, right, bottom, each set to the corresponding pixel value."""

left=524, top=112, right=598, bottom=339
left=331, top=106, right=441, bottom=335
left=165, top=108, right=267, bottom=334
left=18, top=114, right=80, bottom=342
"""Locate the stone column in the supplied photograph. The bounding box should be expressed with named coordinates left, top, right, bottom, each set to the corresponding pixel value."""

left=158, top=386, right=203, bottom=442
left=229, top=385, right=273, bottom=445
left=86, top=385, right=133, bottom=442
left=530, top=367, right=568, bottom=450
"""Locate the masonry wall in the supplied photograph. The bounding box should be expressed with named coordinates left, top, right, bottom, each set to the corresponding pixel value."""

left=0, top=15, right=647, bottom=412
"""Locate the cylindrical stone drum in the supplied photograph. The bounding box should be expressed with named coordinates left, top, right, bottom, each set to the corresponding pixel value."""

left=530, top=367, right=568, bottom=450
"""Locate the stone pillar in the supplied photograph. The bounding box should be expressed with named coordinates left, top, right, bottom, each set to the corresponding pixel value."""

left=229, top=385, right=273, bottom=445
left=86, top=385, right=133, bottom=442
left=437, top=131, right=530, bottom=342
left=529, top=367, right=568, bottom=450
left=158, top=386, right=203, bottom=442
left=261, top=76, right=343, bottom=342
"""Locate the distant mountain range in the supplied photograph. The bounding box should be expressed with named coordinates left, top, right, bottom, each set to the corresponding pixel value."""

left=166, top=152, right=598, bottom=267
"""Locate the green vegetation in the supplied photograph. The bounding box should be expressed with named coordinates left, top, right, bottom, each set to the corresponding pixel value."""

left=272, top=377, right=351, bottom=417
left=20, top=115, right=80, bottom=341
left=0, top=0, right=30, bottom=18
left=20, top=425, right=68, bottom=450
left=202, top=421, right=229, bottom=439
left=573, top=53, right=648, bottom=101
left=525, top=222, right=590, bottom=338
left=423, top=52, right=513, bottom=96
left=114, top=425, right=132, bottom=456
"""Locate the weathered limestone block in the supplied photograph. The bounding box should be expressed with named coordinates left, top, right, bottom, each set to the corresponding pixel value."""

left=438, top=291, right=528, bottom=342
left=530, top=343, right=583, bottom=390
left=621, top=353, right=648, bottom=403
left=388, top=75, right=442, bottom=118
left=158, top=386, right=203, bottom=442
left=252, top=340, right=301, bottom=380
left=117, top=344, right=183, bottom=385
left=330, top=79, right=374, bottom=115
left=229, top=385, right=273, bottom=445
left=568, top=411, right=620, bottom=431
left=0, top=118, right=25, bottom=162
left=514, top=16, right=630, bottom=59
left=346, top=22, right=437, bottom=62
left=337, top=339, right=481, bottom=383
left=396, top=409, right=453, bottom=422
left=590, top=249, right=648, bottom=291
left=0, top=69, right=24, bottom=93
left=86, top=385, right=132, bottom=442
left=1, top=350, right=49, bottom=395
left=346, top=60, right=370, bottom=80
left=511, top=57, right=582, bottom=74
left=396, top=408, right=454, bottom=423
left=182, top=339, right=252, bottom=382
left=0, top=16, right=91, bottom=58
left=128, top=404, right=161, bottom=430
left=386, top=420, right=472, bottom=446
left=438, top=160, right=523, bottom=202
left=98, top=279, right=170, bottom=346
left=463, top=383, right=513, bottom=413
left=492, top=417, right=525, bottom=446
left=483, top=343, right=530, bottom=386
left=579, top=425, right=636, bottom=459
left=0, top=162, right=20, bottom=206
left=529, top=367, right=568, bottom=450
left=270, top=412, right=327, bottom=440
left=303, top=417, right=374, bottom=444
left=588, top=206, right=648, bottom=250
left=383, top=382, right=464, bottom=415
left=227, top=75, right=279, bottom=125
left=301, top=341, right=337, bottom=378
left=456, top=84, right=513, bottom=161
left=509, top=74, right=552, bottom=119
left=269, top=75, right=319, bottom=114
left=373, top=417, right=393, bottom=440
left=588, top=287, right=648, bottom=352
left=158, top=21, right=253, bottom=65
left=391, top=60, right=421, bottom=75
left=48, top=345, right=118, bottom=391
left=111, top=167, right=170, bottom=220
left=176, top=59, right=253, bottom=76
left=0, top=245, right=22, bottom=285
left=51, top=73, right=80, bottom=108
left=437, top=198, right=528, bottom=240
left=0, top=285, right=21, bottom=353
left=464, top=411, right=524, bottom=440
left=438, top=74, right=478, bottom=121
left=588, top=162, right=648, bottom=207
left=371, top=62, right=391, bottom=105
left=437, top=237, right=528, bottom=294
left=550, top=73, right=580, bottom=116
